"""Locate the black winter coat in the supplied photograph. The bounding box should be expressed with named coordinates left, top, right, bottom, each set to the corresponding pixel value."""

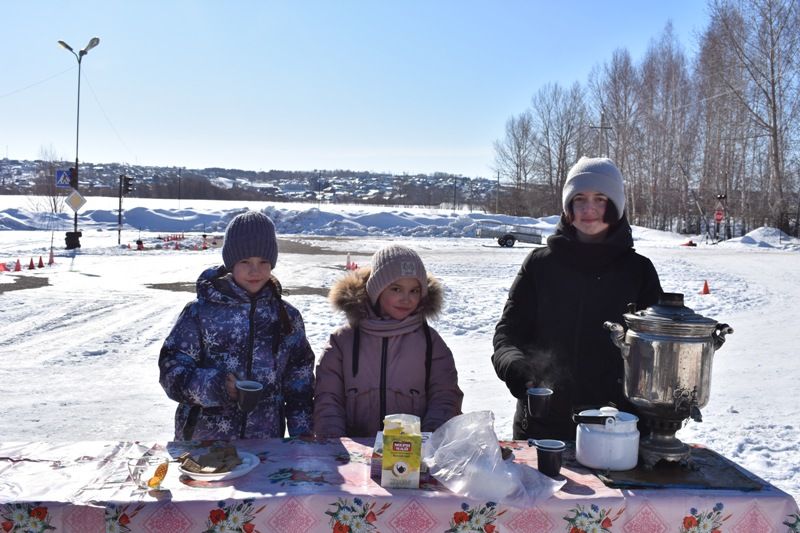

left=492, top=216, right=662, bottom=440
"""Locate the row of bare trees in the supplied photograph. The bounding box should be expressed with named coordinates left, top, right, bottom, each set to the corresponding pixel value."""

left=494, top=0, right=800, bottom=236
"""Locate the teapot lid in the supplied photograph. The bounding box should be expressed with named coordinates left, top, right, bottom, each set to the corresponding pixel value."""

left=623, top=292, right=717, bottom=336
left=578, top=406, right=638, bottom=423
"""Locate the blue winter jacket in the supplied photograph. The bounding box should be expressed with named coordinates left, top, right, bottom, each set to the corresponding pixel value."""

left=159, top=265, right=314, bottom=440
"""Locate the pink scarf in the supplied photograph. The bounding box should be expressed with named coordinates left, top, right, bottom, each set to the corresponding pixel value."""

left=357, top=304, right=424, bottom=337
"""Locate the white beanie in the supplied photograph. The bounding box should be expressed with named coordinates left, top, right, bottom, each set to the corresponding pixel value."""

left=562, top=156, right=625, bottom=220
left=365, top=245, right=428, bottom=305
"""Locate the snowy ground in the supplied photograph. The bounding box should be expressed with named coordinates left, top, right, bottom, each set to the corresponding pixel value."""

left=1, top=195, right=799, bottom=503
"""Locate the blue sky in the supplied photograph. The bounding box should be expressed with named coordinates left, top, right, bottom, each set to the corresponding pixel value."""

left=3, top=1, right=709, bottom=178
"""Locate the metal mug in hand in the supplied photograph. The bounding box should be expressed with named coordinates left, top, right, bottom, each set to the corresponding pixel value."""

left=527, top=387, right=553, bottom=418
left=235, top=380, right=263, bottom=413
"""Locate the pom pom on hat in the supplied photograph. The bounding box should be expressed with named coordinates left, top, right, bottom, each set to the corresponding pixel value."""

left=562, top=156, right=626, bottom=220
left=365, top=244, right=428, bottom=305
left=222, top=211, right=278, bottom=269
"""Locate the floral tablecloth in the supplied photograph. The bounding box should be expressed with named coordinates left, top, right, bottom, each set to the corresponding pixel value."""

left=0, top=438, right=797, bottom=533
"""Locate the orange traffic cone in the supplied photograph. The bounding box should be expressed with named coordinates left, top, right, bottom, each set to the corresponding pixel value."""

left=14, top=259, right=21, bottom=271
left=37, top=256, right=44, bottom=268
left=0, top=262, right=8, bottom=272
left=48, top=249, right=55, bottom=265
left=28, top=258, right=35, bottom=270
left=700, top=280, right=710, bottom=295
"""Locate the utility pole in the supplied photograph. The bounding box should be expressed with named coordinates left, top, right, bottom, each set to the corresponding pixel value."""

left=318, top=171, right=322, bottom=208
left=589, top=110, right=613, bottom=157
left=795, top=188, right=800, bottom=238
left=58, top=37, right=100, bottom=250
left=716, top=194, right=729, bottom=241
left=117, top=174, right=134, bottom=244
left=677, top=163, right=714, bottom=243
left=496, top=171, right=500, bottom=213
left=118, top=175, right=123, bottom=245
left=452, top=176, right=458, bottom=210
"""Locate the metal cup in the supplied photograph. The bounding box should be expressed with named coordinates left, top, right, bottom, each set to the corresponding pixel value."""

left=533, top=439, right=566, bottom=477
left=527, top=387, right=553, bottom=418
left=235, top=380, right=263, bottom=413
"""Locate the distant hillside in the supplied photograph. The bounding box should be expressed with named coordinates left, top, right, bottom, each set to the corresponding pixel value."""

left=0, top=158, right=498, bottom=211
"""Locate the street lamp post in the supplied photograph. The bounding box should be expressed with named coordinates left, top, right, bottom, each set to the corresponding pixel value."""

left=58, top=37, right=100, bottom=250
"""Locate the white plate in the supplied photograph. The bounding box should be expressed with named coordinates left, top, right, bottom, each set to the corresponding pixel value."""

left=178, top=451, right=259, bottom=481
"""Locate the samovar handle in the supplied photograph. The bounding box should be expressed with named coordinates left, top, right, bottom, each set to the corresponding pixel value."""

left=712, top=323, right=734, bottom=351
left=603, top=321, right=630, bottom=358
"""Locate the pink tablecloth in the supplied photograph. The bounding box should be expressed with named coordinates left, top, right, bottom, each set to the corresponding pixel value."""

left=0, top=438, right=798, bottom=533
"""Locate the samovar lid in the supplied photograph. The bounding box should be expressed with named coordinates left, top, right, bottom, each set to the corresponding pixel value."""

left=623, top=292, right=717, bottom=336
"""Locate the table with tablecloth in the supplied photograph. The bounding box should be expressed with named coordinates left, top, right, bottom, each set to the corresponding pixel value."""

left=0, top=438, right=798, bottom=532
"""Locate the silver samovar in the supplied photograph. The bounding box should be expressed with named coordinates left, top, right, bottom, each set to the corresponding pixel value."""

left=604, top=293, right=733, bottom=468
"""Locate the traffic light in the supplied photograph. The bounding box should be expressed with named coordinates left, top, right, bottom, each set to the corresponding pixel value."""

left=123, top=175, right=134, bottom=195
left=68, top=167, right=78, bottom=189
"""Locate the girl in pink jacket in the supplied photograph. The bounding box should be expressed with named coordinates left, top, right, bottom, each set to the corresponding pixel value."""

left=314, top=244, right=463, bottom=438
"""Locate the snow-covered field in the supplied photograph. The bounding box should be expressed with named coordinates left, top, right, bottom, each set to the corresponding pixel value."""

left=1, top=195, right=799, bottom=503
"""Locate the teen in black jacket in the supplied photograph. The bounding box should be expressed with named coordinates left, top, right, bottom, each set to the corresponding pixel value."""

left=492, top=157, right=662, bottom=440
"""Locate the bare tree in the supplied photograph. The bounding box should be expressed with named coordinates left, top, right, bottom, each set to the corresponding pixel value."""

left=588, top=48, right=643, bottom=219
left=696, top=9, right=758, bottom=235
left=633, top=23, right=697, bottom=230
left=709, top=0, right=800, bottom=230
left=29, top=145, right=67, bottom=216
left=529, top=82, right=587, bottom=214
left=493, top=113, right=536, bottom=187
left=494, top=0, right=799, bottom=232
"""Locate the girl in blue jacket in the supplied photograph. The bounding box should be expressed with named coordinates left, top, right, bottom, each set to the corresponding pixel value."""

left=159, top=211, right=314, bottom=440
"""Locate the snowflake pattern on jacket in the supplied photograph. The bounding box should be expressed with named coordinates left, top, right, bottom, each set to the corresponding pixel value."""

left=159, top=265, right=314, bottom=440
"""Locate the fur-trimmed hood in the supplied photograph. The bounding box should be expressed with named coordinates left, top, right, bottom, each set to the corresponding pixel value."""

left=328, top=266, right=443, bottom=325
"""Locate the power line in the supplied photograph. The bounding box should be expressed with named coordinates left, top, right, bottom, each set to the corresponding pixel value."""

left=0, top=67, right=75, bottom=99
left=81, top=71, right=138, bottom=161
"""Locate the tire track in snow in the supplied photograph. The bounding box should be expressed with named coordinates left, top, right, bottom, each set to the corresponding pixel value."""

left=0, top=290, right=184, bottom=367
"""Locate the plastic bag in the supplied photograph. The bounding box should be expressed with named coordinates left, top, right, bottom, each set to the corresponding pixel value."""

left=422, top=411, right=564, bottom=507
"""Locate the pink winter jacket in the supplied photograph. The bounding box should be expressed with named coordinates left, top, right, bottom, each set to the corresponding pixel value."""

left=313, top=268, right=463, bottom=438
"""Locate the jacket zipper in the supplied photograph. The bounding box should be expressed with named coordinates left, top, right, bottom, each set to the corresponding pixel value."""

left=240, top=297, right=258, bottom=439
left=379, top=337, right=388, bottom=429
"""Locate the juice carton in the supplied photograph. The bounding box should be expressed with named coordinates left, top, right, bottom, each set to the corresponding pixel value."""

left=381, top=414, right=421, bottom=489
left=371, top=430, right=431, bottom=481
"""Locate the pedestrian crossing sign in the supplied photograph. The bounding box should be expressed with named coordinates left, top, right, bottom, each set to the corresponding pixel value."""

left=55, top=169, right=71, bottom=188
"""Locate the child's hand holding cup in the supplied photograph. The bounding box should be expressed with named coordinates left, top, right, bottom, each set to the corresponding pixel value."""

left=235, top=379, right=264, bottom=413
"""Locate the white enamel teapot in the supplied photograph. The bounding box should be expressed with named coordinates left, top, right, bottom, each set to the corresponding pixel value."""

left=573, top=406, right=639, bottom=471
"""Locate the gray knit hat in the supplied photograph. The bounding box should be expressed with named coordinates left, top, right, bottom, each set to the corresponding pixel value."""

left=365, top=244, right=428, bottom=305
left=222, top=211, right=278, bottom=269
left=562, top=156, right=626, bottom=220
